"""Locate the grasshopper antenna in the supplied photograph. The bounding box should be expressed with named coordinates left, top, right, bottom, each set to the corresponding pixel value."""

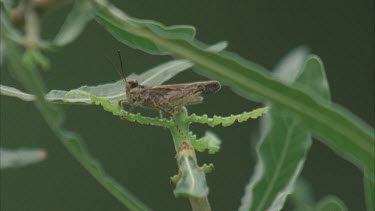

left=106, top=54, right=126, bottom=83
left=117, top=50, right=127, bottom=83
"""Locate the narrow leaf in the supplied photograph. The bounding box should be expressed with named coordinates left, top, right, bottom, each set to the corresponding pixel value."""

left=288, top=179, right=315, bottom=211
left=91, top=0, right=374, bottom=184
left=94, top=0, right=195, bottom=54
left=0, top=147, right=47, bottom=169
left=240, top=111, right=311, bottom=211
left=64, top=89, right=173, bottom=128
left=1, top=41, right=227, bottom=104
left=23, top=49, right=50, bottom=70
left=0, top=84, right=36, bottom=101
left=316, top=196, right=348, bottom=211
left=186, top=107, right=268, bottom=127
left=1, top=0, right=15, bottom=12
left=135, top=41, right=227, bottom=86
left=53, top=0, right=96, bottom=46
left=240, top=50, right=328, bottom=211
left=5, top=37, right=150, bottom=211
left=365, top=170, right=374, bottom=211
left=294, top=56, right=331, bottom=102
left=272, top=46, right=309, bottom=83
left=0, top=12, right=23, bottom=44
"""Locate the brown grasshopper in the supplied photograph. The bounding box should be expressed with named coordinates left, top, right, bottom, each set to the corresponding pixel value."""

left=111, top=51, right=221, bottom=124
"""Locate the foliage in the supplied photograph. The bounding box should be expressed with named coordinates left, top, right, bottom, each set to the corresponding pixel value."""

left=0, top=0, right=373, bottom=211
left=0, top=147, right=47, bottom=169
left=240, top=49, right=327, bottom=211
left=92, top=0, right=374, bottom=179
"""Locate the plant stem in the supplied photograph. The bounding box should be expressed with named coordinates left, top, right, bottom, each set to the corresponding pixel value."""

left=170, top=107, right=212, bottom=211
left=170, top=107, right=190, bottom=151
left=24, top=0, right=41, bottom=49
left=189, top=197, right=211, bottom=211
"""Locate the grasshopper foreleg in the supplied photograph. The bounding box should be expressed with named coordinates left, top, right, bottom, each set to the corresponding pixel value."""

left=118, top=100, right=137, bottom=120
left=154, top=105, right=183, bottom=134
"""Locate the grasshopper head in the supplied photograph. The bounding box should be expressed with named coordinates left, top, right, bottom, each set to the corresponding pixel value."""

left=126, top=80, right=139, bottom=92
left=125, top=80, right=140, bottom=104
left=126, top=80, right=138, bottom=90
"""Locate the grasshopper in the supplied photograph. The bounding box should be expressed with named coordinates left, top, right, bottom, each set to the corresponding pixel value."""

left=111, top=51, right=221, bottom=125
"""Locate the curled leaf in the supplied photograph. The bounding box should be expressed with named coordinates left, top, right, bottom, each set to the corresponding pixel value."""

left=190, top=131, right=221, bottom=154
left=186, top=107, right=268, bottom=127
left=200, top=163, right=214, bottom=174
left=174, top=142, right=209, bottom=198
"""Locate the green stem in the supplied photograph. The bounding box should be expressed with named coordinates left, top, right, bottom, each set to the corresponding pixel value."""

left=24, top=0, right=40, bottom=49
left=169, top=107, right=190, bottom=150
left=169, top=107, right=212, bottom=211
left=189, top=197, right=212, bottom=211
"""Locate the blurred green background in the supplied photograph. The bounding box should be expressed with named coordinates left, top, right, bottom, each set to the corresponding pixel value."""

left=1, top=0, right=373, bottom=210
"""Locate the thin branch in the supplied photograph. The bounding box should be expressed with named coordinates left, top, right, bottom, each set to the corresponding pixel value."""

left=24, top=0, right=41, bottom=49
left=189, top=197, right=212, bottom=211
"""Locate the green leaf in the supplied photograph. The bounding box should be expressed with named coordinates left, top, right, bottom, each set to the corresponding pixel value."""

left=0, top=147, right=47, bottom=169
left=0, top=84, right=36, bottom=101
left=53, top=0, right=96, bottom=46
left=288, top=179, right=315, bottom=211
left=22, top=49, right=50, bottom=70
left=91, top=0, right=374, bottom=187
left=365, top=170, right=374, bottom=211
left=0, top=84, right=263, bottom=129
left=0, top=37, right=5, bottom=65
left=64, top=89, right=173, bottom=128
left=174, top=143, right=209, bottom=198
left=186, top=107, right=268, bottom=127
left=174, top=155, right=209, bottom=197
left=272, top=46, right=309, bottom=83
left=5, top=37, right=150, bottom=211
left=294, top=56, right=331, bottom=102
left=190, top=131, right=221, bottom=154
left=0, top=0, right=15, bottom=12
left=94, top=0, right=195, bottom=54
left=316, top=196, right=348, bottom=211
left=0, top=12, right=23, bottom=45
left=135, top=41, right=227, bottom=86
left=240, top=111, right=311, bottom=211
left=200, top=163, right=215, bottom=174
left=289, top=179, right=348, bottom=211
left=240, top=50, right=328, bottom=211
left=0, top=41, right=227, bottom=104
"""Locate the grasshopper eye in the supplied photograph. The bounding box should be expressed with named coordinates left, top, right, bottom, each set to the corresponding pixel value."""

left=128, top=80, right=138, bottom=88
left=126, top=80, right=139, bottom=91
